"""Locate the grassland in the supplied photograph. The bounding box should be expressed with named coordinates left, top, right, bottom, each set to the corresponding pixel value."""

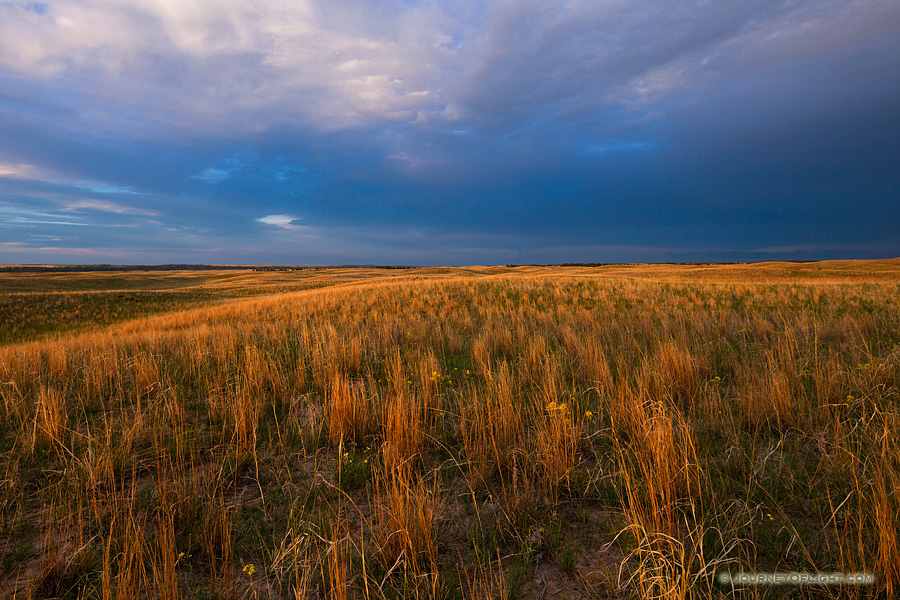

left=0, top=267, right=429, bottom=345
left=1, top=261, right=898, bottom=599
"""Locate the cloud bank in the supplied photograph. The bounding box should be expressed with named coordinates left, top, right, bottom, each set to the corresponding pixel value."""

left=1, top=0, right=899, bottom=264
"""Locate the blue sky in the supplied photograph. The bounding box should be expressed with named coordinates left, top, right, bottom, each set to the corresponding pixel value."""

left=1, top=0, right=898, bottom=265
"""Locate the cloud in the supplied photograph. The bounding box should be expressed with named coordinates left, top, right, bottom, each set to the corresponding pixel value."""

left=586, top=140, right=657, bottom=154
left=76, top=183, right=139, bottom=194
left=62, top=199, right=159, bottom=216
left=0, top=205, right=88, bottom=226
left=256, top=214, right=312, bottom=232
left=0, top=0, right=469, bottom=136
left=257, top=214, right=294, bottom=226
left=1, top=1, right=899, bottom=264
left=1, top=0, right=896, bottom=147
left=0, top=160, right=44, bottom=179
left=192, top=168, right=231, bottom=183
left=0, top=159, right=148, bottom=195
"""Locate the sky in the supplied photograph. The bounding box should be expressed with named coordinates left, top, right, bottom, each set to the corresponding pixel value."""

left=1, top=0, right=899, bottom=265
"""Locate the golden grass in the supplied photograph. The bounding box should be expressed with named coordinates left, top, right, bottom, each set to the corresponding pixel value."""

left=326, top=372, right=369, bottom=446
left=0, top=262, right=898, bottom=599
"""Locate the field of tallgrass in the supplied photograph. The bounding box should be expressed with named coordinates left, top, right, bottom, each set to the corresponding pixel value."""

left=1, top=262, right=898, bottom=599
left=0, top=267, right=428, bottom=345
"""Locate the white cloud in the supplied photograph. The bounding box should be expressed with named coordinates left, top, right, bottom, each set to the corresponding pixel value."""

left=62, top=199, right=159, bottom=216
left=0, top=0, right=896, bottom=142
left=257, top=214, right=294, bottom=226
left=0, top=161, right=45, bottom=179
left=0, top=161, right=161, bottom=215
left=0, top=0, right=468, bottom=134
left=0, top=205, right=88, bottom=226
left=256, top=214, right=314, bottom=233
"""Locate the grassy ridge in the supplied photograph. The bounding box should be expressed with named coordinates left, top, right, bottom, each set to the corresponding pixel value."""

left=0, top=263, right=898, bottom=599
left=0, top=267, right=421, bottom=345
left=0, top=291, right=220, bottom=346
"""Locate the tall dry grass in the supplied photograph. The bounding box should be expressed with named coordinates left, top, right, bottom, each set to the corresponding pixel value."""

left=0, top=267, right=897, bottom=598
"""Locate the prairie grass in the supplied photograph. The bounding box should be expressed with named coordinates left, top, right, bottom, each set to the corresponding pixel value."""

left=0, top=261, right=898, bottom=598
left=327, top=372, right=369, bottom=446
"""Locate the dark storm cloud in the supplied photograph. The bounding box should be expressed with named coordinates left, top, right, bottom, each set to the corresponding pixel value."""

left=1, top=0, right=898, bottom=264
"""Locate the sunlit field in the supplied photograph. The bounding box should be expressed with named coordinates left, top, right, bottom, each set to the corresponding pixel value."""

left=1, top=261, right=899, bottom=599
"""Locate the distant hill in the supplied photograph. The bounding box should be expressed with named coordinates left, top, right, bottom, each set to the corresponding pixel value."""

left=0, top=264, right=414, bottom=273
